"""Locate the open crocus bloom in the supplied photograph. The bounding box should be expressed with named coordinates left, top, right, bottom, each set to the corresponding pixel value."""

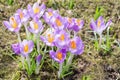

left=90, top=16, right=112, bottom=35
left=65, top=17, right=75, bottom=30
left=72, top=19, right=84, bottom=32
left=36, top=54, right=42, bottom=66
left=27, top=2, right=46, bottom=18
left=43, top=9, right=58, bottom=24
left=28, top=18, right=43, bottom=34
left=3, top=15, right=21, bottom=33
left=49, top=49, right=66, bottom=63
left=11, top=43, right=21, bottom=55
left=69, top=36, right=84, bottom=55
left=16, top=9, right=30, bottom=23
left=40, top=28, right=55, bottom=46
left=20, top=40, right=34, bottom=57
left=54, top=30, right=70, bottom=49
left=50, top=15, right=65, bottom=30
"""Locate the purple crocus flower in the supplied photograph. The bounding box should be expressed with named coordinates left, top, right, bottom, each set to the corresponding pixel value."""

left=28, top=18, right=43, bottom=34
left=20, top=40, right=34, bottom=57
left=69, top=36, right=84, bottom=55
left=65, top=17, right=75, bottom=30
left=11, top=43, right=21, bottom=55
left=40, top=28, right=55, bottom=46
left=16, top=9, right=30, bottom=23
left=36, top=54, right=42, bottom=66
left=27, top=2, right=46, bottom=18
left=43, top=9, right=58, bottom=24
left=3, top=15, right=21, bottom=33
left=50, top=15, right=65, bottom=30
left=90, top=16, right=112, bottom=35
left=72, top=19, right=84, bottom=32
left=49, top=49, right=66, bottom=63
left=54, top=30, right=70, bottom=49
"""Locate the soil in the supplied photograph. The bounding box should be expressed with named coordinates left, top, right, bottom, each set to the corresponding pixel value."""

left=0, top=0, right=120, bottom=80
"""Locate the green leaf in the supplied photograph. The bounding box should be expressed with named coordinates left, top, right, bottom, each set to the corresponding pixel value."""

left=7, top=0, right=13, bottom=5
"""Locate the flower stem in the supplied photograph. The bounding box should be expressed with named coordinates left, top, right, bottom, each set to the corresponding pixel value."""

left=17, top=32, right=21, bottom=43
left=36, top=34, right=40, bottom=54
left=67, top=53, right=74, bottom=66
left=24, top=23, right=29, bottom=39
left=58, top=63, right=63, bottom=79
left=99, top=34, right=102, bottom=47
left=26, top=56, right=30, bottom=69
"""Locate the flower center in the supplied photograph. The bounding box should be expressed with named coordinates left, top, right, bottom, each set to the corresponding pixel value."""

left=11, top=17, right=17, bottom=29
left=70, top=41, right=76, bottom=49
left=77, top=19, right=81, bottom=26
left=97, top=20, right=101, bottom=27
left=20, top=12, right=24, bottom=19
left=55, top=19, right=62, bottom=27
left=48, top=12, right=53, bottom=16
left=34, top=7, right=40, bottom=14
left=59, top=34, right=65, bottom=41
left=56, top=52, right=62, bottom=60
left=47, top=34, right=54, bottom=43
left=33, top=22, right=38, bottom=30
left=24, top=44, right=29, bottom=53
left=68, top=18, right=72, bottom=23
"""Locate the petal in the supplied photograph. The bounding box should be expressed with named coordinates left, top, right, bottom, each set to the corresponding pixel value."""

left=90, top=19, right=97, bottom=31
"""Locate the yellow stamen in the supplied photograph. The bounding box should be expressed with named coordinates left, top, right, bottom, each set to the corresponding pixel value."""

left=59, top=34, right=65, bottom=41
left=33, top=22, right=38, bottom=30
left=56, top=52, right=62, bottom=60
left=55, top=19, right=62, bottom=27
left=77, top=19, right=81, bottom=26
left=97, top=20, right=101, bottom=27
left=48, top=12, right=53, bottom=16
left=47, top=34, right=54, bottom=43
left=34, top=7, right=40, bottom=14
left=70, top=41, right=76, bottom=49
left=20, top=12, right=23, bottom=19
left=68, top=18, right=72, bottom=23
left=24, top=44, right=29, bottom=53
left=11, top=17, right=17, bottom=29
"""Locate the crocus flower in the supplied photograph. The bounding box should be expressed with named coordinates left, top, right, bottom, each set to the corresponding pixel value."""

left=27, top=2, right=46, bottom=18
left=69, top=36, right=84, bottom=55
left=65, top=17, right=75, bottom=30
left=28, top=18, right=43, bottom=34
left=11, top=43, right=21, bottom=55
left=90, top=16, right=112, bottom=36
left=36, top=54, right=42, bottom=66
left=20, top=40, right=34, bottom=57
left=49, top=49, right=66, bottom=63
left=50, top=15, right=65, bottom=30
left=3, top=15, right=21, bottom=33
left=43, top=9, right=59, bottom=24
left=40, top=28, right=55, bottom=46
left=54, top=30, right=70, bottom=49
left=72, top=19, right=84, bottom=32
left=16, top=9, right=30, bottom=23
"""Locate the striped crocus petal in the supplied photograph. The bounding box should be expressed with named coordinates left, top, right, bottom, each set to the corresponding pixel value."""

left=36, top=54, right=42, bottom=66
left=69, top=36, right=84, bottom=55
left=20, top=40, right=34, bottom=57
left=72, top=19, right=84, bottom=32
left=3, top=15, right=21, bottom=33
left=11, top=43, right=21, bottom=55
left=49, top=49, right=66, bottom=63
left=16, top=9, right=30, bottom=23
left=28, top=18, right=43, bottom=34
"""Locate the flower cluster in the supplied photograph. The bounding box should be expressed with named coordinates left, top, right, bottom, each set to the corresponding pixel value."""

left=3, top=1, right=112, bottom=78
